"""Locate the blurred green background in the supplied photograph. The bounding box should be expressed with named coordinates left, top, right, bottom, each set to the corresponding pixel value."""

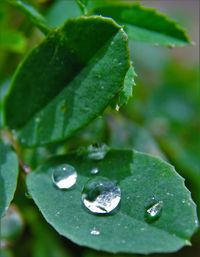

left=0, top=0, right=199, bottom=257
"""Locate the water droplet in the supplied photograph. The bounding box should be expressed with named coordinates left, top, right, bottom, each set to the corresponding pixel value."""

left=87, top=143, right=109, bottom=160
left=145, top=201, right=163, bottom=222
left=52, top=164, right=77, bottom=189
left=82, top=177, right=121, bottom=214
left=90, top=227, right=100, bottom=235
left=90, top=168, right=99, bottom=175
left=115, top=104, right=120, bottom=111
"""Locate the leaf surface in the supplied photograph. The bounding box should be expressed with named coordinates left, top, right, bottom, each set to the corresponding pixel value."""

left=4, top=16, right=130, bottom=146
left=26, top=150, right=198, bottom=254
left=0, top=142, right=19, bottom=217
left=92, top=3, right=190, bottom=46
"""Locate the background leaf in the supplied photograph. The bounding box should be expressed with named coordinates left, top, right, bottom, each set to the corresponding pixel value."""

left=91, top=3, right=190, bottom=46
left=27, top=150, right=198, bottom=254
left=0, top=142, right=19, bottom=217
left=5, top=16, right=130, bottom=146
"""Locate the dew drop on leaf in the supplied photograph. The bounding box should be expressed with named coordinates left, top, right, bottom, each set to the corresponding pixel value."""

left=145, top=201, right=163, bottom=222
left=52, top=164, right=77, bottom=189
left=87, top=143, right=109, bottom=160
left=90, top=167, right=99, bottom=175
left=90, top=227, right=100, bottom=235
left=81, top=177, right=121, bottom=214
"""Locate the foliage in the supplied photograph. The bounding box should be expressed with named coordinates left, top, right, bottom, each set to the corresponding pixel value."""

left=0, top=1, right=199, bottom=257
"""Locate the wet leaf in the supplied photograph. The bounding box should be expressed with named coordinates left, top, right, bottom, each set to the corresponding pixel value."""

left=27, top=150, right=198, bottom=254
left=5, top=16, right=130, bottom=147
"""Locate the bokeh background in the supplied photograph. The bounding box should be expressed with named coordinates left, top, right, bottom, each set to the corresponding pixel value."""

left=0, top=1, right=199, bottom=257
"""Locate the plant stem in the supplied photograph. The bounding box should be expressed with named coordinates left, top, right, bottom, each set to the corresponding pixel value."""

left=1, top=129, right=31, bottom=174
left=7, top=0, right=51, bottom=35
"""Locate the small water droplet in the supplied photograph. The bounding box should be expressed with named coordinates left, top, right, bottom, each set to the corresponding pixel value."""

left=90, top=168, right=99, bottom=175
left=145, top=201, right=163, bottom=222
left=82, top=177, right=121, bottom=214
left=87, top=143, right=109, bottom=160
left=111, top=41, right=114, bottom=45
left=52, top=164, right=77, bottom=189
left=115, top=104, right=120, bottom=111
left=90, top=227, right=100, bottom=235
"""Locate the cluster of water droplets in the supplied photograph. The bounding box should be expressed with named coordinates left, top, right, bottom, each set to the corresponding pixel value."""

left=51, top=143, right=164, bottom=238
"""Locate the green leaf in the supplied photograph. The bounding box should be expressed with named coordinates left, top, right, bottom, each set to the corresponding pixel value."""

left=7, top=0, right=51, bottom=34
left=26, top=149, right=198, bottom=254
left=0, top=30, right=26, bottom=53
left=0, top=142, right=19, bottom=217
left=5, top=16, right=130, bottom=146
left=111, top=65, right=136, bottom=109
left=92, top=3, right=190, bottom=46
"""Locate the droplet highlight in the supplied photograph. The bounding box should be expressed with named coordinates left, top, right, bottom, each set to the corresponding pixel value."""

left=87, top=143, right=109, bottom=160
left=145, top=201, right=163, bottom=222
left=82, top=177, right=121, bottom=214
left=52, top=164, right=77, bottom=189
left=90, top=227, right=100, bottom=235
left=90, top=168, right=99, bottom=175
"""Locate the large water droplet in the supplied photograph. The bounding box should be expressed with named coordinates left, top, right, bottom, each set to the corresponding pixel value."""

left=87, top=143, right=109, bottom=160
left=145, top=201, right=163, bottom=222
left=90, top=227, right=100, bottom=235
left=52, top=164, right=77, bottom=189
left=82, top=177, right=121, bottom=214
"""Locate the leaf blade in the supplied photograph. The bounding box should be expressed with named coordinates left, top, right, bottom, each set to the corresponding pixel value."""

left=26, top=150, right=198, bottom=254
left=0, top=142, right=19, bottom=217
left=92, top=3, right=190, bottom=46
left=4, top=16, right=131, bottom=146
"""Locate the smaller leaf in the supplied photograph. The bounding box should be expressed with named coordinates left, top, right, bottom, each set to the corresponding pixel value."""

left=7, top=0, right=51, bottom=34
left=92, top=3, right=191, bottom=46
left=111, top=65, right=136, bottom=109
left=0, top=142, right=19, bottom=217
